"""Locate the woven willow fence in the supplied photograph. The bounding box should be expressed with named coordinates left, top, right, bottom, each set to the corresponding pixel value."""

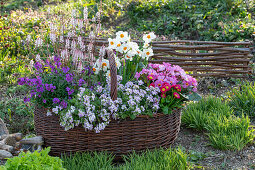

left=88, top=38, right=254, bottom=78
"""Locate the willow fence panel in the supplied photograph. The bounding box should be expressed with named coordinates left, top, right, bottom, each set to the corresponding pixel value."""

left=84, top=38, right=254, bottom=78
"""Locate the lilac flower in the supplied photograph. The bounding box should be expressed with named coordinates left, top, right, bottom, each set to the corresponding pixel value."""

left=66, top=74, right=73, bottom=82
left=53, top=98, right=60, bottom=104
left=18, top=77, right=27, bottom=85
left=60, top=100, right=68, bottom=108
left=62, top=67, right=70, bottom=73
left=68, top=89, right=74, bottom=95
left=66, top=87, right=71, bottom=92
left=56, top=62, right=62, bottom=68
left=36, top=85, right=44, bottom=93
left=78, top=79, right=85, bottom=86
left=24, top=97, right=30, bottom=103
left=54, top=56, right=60, bottom=62
left=30, top=92, right=37, bottom=97
left=34, top=62, right=42, bottom=71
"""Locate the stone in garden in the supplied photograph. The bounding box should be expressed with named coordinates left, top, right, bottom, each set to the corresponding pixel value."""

left=0, top=150, right=13, bottom=159
left=0, top=118, right=9, bottom=137
left=20, top=136, right=44, bottom=152
left=0, top=141, right=14, bottom=153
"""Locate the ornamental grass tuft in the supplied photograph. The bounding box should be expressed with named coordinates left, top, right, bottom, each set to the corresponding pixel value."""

left=182, top=96, right=254, bottom=150
left=228, top=81, right=255, bottom=118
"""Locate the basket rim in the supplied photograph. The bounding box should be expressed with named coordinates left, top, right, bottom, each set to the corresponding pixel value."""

left=36, top=105, right=181, bottom=121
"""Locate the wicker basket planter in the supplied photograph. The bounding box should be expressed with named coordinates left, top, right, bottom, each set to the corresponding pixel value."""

left=34, top=106, right=181, bottom=159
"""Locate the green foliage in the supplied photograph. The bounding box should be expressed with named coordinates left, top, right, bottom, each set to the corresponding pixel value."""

left=62, top=147, right=191, bottom=170
left=182, top=96, right=254, bottom=150
left=228, top=81, right=255, bottom=117
left=1, top=147, right=65, bottom=170
left=182, top=96, right=232, bottom=130
left=206, top=114, right=254, bottom=150
left=0, top=56, right=30, bottom=84
left=120, top=147, right=190, bottom=170
left=0, top=94, right=34, bottom=134
left=125, top=0, right=255, bottom=41
left=62, top=152, right=114, bottom=170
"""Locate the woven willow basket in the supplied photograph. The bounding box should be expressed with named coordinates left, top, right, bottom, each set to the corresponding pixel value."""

left=34, top=50, right=182, bottom=159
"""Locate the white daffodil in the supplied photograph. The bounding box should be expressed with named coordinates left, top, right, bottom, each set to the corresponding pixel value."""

left=106, top=70, right=111, bottom=78
left=115, top=57, right=121, bottom=69
left=115, top=41, right=122, bottom=52
left=143, top=42, right=151, bottom=49
left=124, top=51, right=135, bottom=61
left=116, top=31, right=129, bottom=42
left=101, top=58, right=109, bottom=71
left=136, top=49, right=142, bottom=56
left=120, top=43, right=130, bottom=54
left=108, top=38, right=118, bottom=49
left=142, top=48, right=154, bottom=60
left=128, top=42, right=139, bottom=55
left=93, top=61, right=100, bottom=74
left=143, top=32, right=156, bottom=43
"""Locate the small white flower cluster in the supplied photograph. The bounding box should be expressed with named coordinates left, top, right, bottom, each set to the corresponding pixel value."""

left=59, top=87, right=118, bottom=133
left=116, top=80, right=160, bottom=118
left=108, top=31, right=156, bottom=61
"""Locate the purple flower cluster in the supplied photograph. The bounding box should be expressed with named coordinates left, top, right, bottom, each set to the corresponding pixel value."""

left=45, top=84, right=56, bottom=92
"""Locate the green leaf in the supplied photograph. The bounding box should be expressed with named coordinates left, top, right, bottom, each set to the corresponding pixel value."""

left=182, top=92, right=202, bottom=101
left=163, top=106, right=169, bottom=115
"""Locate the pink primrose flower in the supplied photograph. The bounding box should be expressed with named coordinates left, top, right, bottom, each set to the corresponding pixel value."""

left=174, top=84, right=182, bottom=92
left=160, top=86, right=167, bottom=93
left=149, top=83, right=155, bottom=88
left=162, top=82, right=171, bottom=91
left=173, top=92, right=180, bottom=99
left=155, top=80, right=164, bottom=88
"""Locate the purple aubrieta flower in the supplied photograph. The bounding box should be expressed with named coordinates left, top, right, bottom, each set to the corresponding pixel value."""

left=66, top=87, right=71, bottom=92
left=53, top=98, right=60, bottom=104
left=60, top=100, right=68, bottom=108
left=68, top=89, right=74, bottom=95
left=56, top=62, right=62, bottom=68
left=54, top=56, right=60, bottom=62
left=66, top=74, right=73, bottom=82
left=24, top=97, right=30, bottom=103
left=79, top=79, right=85, bottom=86
left=43, top=99, right=46, bottom=103
left=62, top=67, right=70, bottom=73
left=18, top=77, right=27, bottom=85
left=34, top=62, right=42, bottom=71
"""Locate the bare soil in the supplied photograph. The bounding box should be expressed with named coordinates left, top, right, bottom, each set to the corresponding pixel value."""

left=173, top=125, right=255, bottom=170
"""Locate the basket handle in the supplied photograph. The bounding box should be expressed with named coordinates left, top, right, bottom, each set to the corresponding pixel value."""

left=105, top=49, right=117, bottom=101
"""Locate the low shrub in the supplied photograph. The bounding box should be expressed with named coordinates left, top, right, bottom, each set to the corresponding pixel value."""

left=228, top=81, right=255, bottom=117
left=182, top=96, right=254, bottom=150
left=1, top=147, right=65, bottom=170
